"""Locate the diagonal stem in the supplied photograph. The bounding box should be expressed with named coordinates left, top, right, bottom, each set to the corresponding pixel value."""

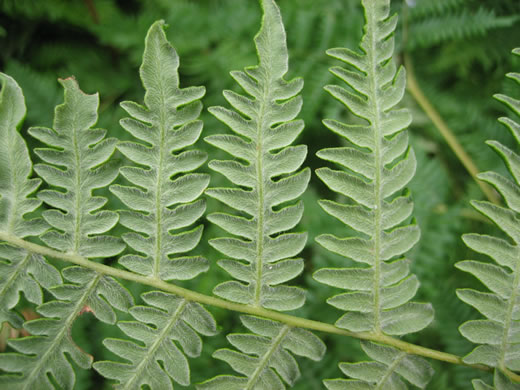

left=404, top=53, right=500, bottom=205
left=2, top=232, right=519, bottom=383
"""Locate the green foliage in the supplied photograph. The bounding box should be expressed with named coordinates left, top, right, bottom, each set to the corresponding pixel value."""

left=0, top=74, right=60, bottom=329
left=206, top=0, right=309, bottom=312
left=198, top=315, right=324, bottom=390
left=457, top=48, right=520, bottom=389
left=94, top=291, right=217, bottom=389
left=324, top=341, right=433, bottom=390
left=201, top=1, right=324, bottom=387
left=0, top=0, right=519, bottom=389
left=91, top=21, right=217, bottom=389
left=0, top=75, right=134, bottom=389
left=406, top=3, right=519, bottom=50
left=314, top=0, right=434, bottom=387
left=110, top=20, right=209, bottom=281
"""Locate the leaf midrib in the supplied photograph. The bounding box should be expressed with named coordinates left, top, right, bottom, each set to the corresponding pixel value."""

left=153, top=57, right=170, bottom=279
left=366, top=0, right=384, bottom=333
left=253, top=74, right=270, bottom=308
left=376, top=351, right=406, bottom=389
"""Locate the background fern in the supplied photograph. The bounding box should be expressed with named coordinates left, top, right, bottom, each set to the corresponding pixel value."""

left=0, top=0, right=520, bottom=388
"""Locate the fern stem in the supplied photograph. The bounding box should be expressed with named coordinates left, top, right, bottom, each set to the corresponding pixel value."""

left=253, top=83, right=268, bottom=308
left=4, top=232, right=519, bottom=382
left=404, top=53, right=500, bottom=205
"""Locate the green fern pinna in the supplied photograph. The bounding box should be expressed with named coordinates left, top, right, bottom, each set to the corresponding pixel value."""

left=0, top=0, right=519, bottom=389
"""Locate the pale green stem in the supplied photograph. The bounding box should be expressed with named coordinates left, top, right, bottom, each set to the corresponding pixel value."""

left=2, top=232, right=519, bottom=383
left=366, top=0, right=383, bottom=333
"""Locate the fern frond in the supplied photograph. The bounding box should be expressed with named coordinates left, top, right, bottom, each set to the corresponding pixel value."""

left=94, top=21, right=216, bottom=388
left=29, top=77, right=123, bottom=257
left=197, top=315, right=324, bottom=390
left=110, top=20, right=209, bottom=281
left=407, top=7, right=519, bottom=50
left=0, top=76, right=134, bottom=389
left=408, top=0, right=466, bottom=19
left=456, top=48, right=520, bottom=380
left=94, top=291, right=217, bottom=389
left=202, top=0, right=324, bottom=387
left=206, top=0, right=308, bottom=313
left=0, top=73, right=60, bottom=329
left=315, top=0, right=433, bottom=387
left=0, top=266, right=132, bottom=390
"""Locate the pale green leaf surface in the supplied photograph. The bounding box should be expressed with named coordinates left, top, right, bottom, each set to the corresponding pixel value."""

left=198, top=315, right=325, bottom=390
left=0, top=74, right=59, bottom=328
left=0, top=266, right=132, bottom=390
left=110, top=20, right=209, bottom=281
left=0, top=76, right=134, bottom=390
left=202, top=1, right=323, bottom=387
left=29, top=77, right=123, bottom=258
left=205, top=0, right=309, bottom=312
left=316, top=0, right=433, bottom=388
left=315, top=0, right=427, bottom=335
left=94, top=291, right=217, bottom=389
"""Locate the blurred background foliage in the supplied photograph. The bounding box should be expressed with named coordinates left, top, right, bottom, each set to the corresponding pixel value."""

left=1, top=0, right=520, bottom=388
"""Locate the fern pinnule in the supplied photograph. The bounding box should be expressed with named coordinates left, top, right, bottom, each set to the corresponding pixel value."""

left=457, top=48, right=520, bottom=388
left=201, top=0, right=324, bottom=388
left=0, top=77, right=133, bottom=389
left=93, top=21, right=216, bottom=389
left=316, top=0, right=433, bottom=388
left=0, top=73, right=61, bottom=329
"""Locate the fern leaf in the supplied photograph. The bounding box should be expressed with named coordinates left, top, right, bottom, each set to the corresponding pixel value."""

left=29, top=77, right=123, bottom=257
left=202, top=0, right=325, bottom=388
left=315, top=0, right=433, bottom=387
left=456, top=48, right=520, bottom=377
left=206, top=0, right=308, bottom=313
left=94, top=291, right=217, bottom=389
left=0, top=73, right=60, bottom=329
left=110, top=20, right=209, bottom=281
left=0, top=266, right=132, bottom=390
left=408, top=0, right=466, bottom=19
left=197, top=315, right=325, bottom=390
left=94, top=21, right=215, bottom=388
left=0, top=77, right=133, bottom=389
left=407, top=7, right=519, bottom=50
